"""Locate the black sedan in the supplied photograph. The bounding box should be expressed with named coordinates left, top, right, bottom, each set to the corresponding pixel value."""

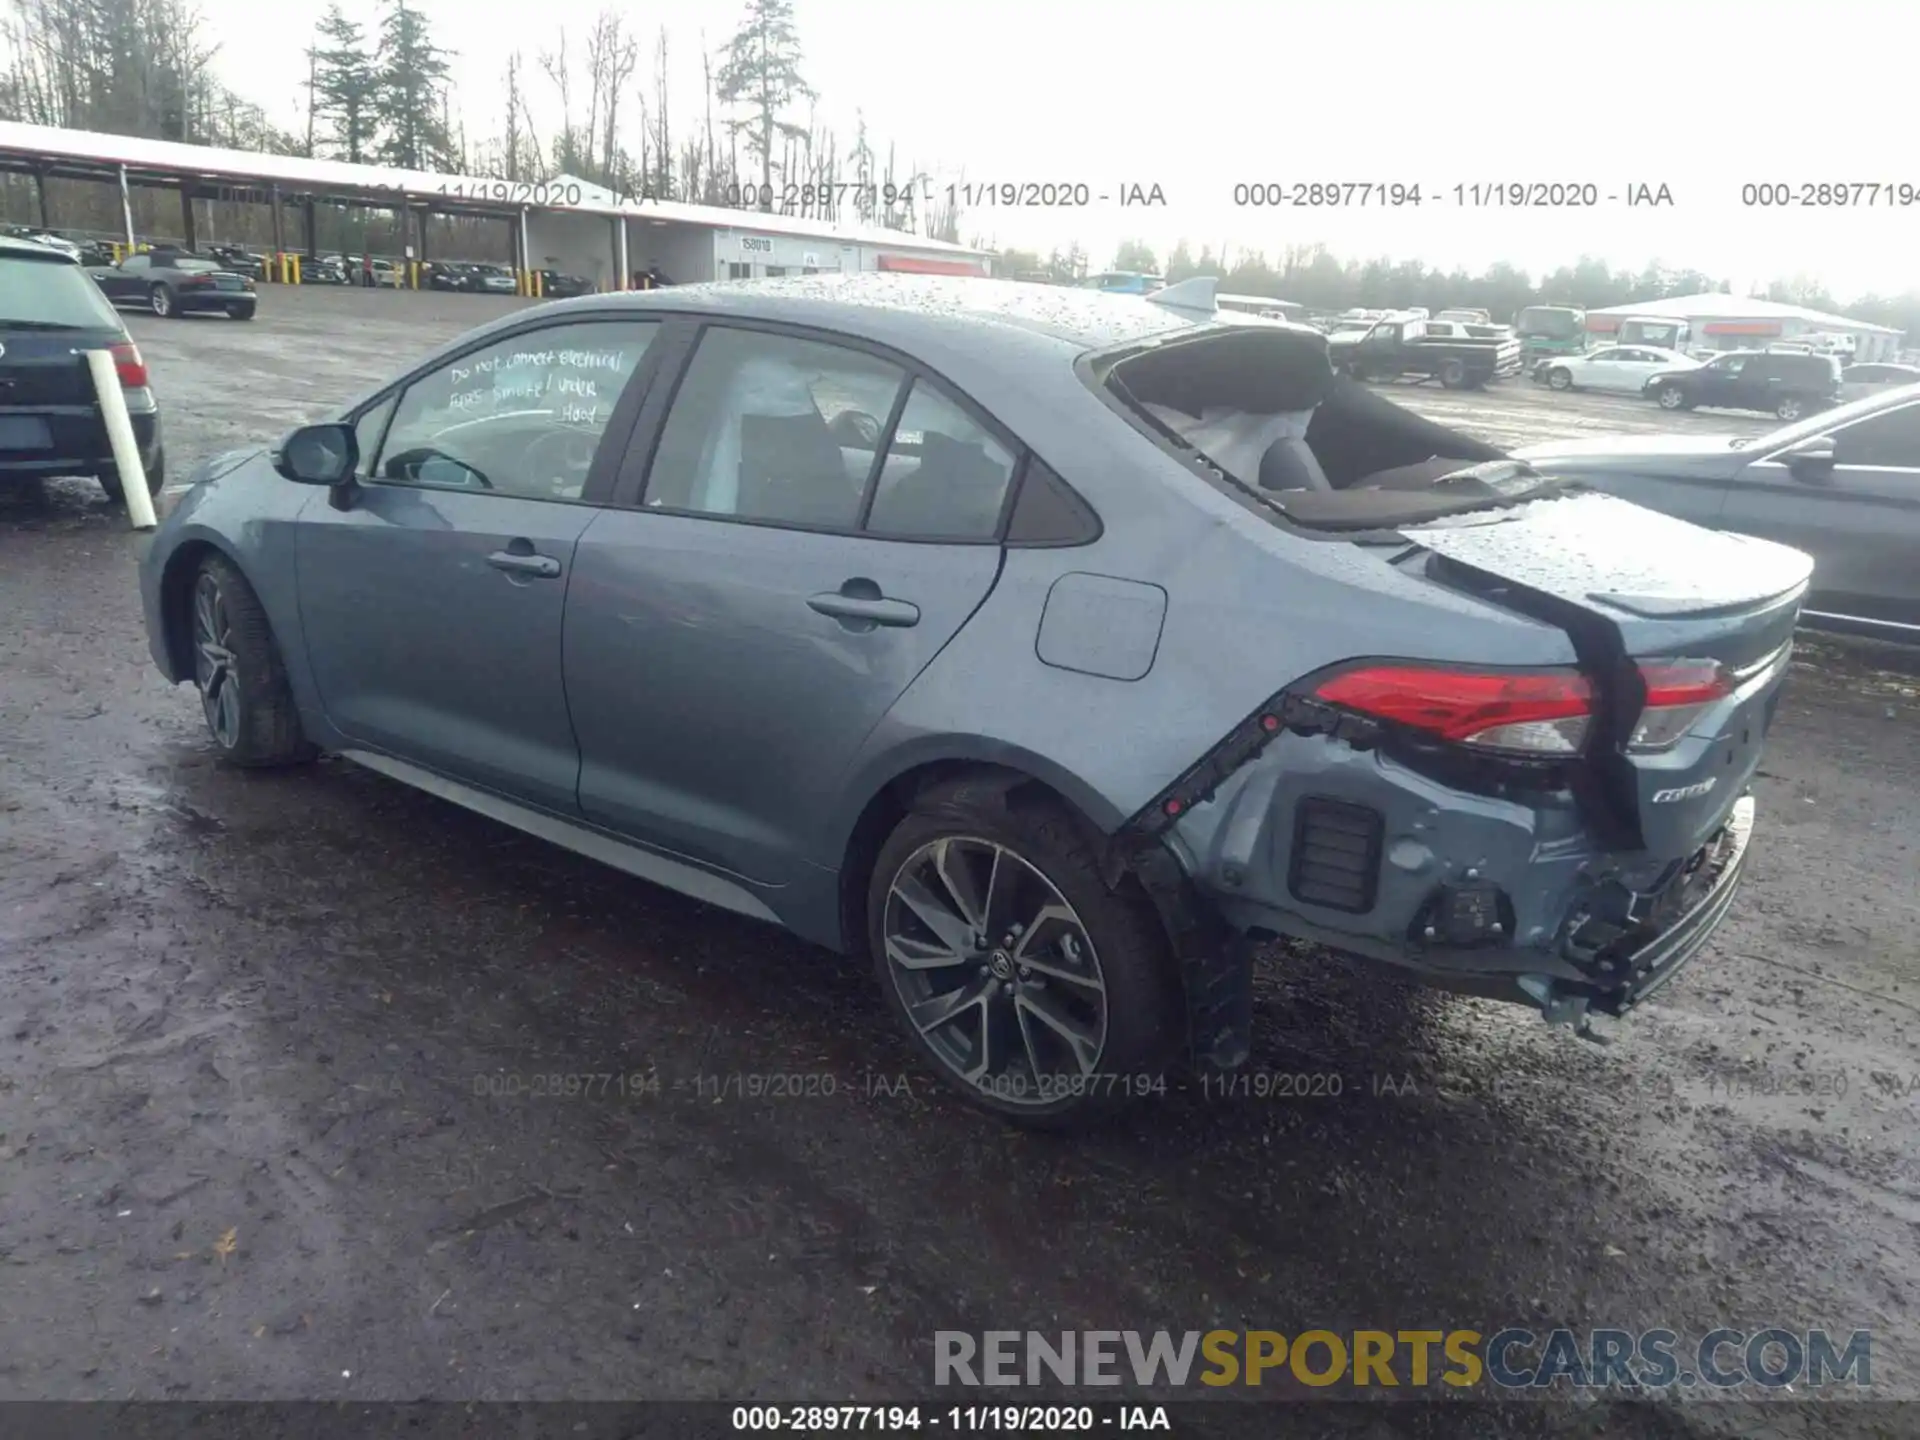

left=86, top=248, right=256, bottom=320
left=537, top=269, right=595, bottom=298
left=206, top=245, right=268, bottom=280
left=421, top=261, right=474, bottom=292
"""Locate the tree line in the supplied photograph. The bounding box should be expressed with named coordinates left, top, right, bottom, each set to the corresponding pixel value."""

left=1005, top=238, right=1916, bottom=341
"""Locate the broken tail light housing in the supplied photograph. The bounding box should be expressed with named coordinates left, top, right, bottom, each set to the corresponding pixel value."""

left=1628, top=659, right=1731, bottom=752
left=1313, top=664, right=1594, bottom=756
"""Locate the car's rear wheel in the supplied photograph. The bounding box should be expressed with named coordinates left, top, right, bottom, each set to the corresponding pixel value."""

left=188, top=554, right=315, bottom=768
left=868, top=777, right=1180, bottom=1129
left=1547, top=367, right=1573, bottom=391
left=1775, top=396, right=1806, bottom=421
left=97, top=447, right=165, bottom=506
left=1655, top=384, right=1690, bottom=410
left=1438, top=357, right=1469, bottom=389
left=148, top=284, right=173, bottom=318
left=228, top=304, right=254, bottom=321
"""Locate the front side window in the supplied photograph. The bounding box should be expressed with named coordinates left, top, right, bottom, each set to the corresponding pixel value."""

left=120, top=254, right=150, bottom=273
left=1833, top=402, right=1920, bottom=468
left=1712, top=355, right=1748, bottom=375
left=370, top=320, right=659, bottom=501
left=644, top=326, right=908, bottom=528
left=864, top=380, right=1018, bottom=539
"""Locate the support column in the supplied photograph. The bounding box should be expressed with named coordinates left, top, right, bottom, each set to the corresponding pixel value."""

left=117, top=163, right=135, bottom=250
left=33, top=168, right=50, bottom=229
left=179, top=183, right=197, bottom=252
left=302, top=197, right=318, bottom=258
left=613, top=215, right=629, bottom=292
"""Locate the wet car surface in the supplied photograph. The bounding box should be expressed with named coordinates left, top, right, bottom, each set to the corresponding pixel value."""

left=2, top=286, right=1916, bottom=1432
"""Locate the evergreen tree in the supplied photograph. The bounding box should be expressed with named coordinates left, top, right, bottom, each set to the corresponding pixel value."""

left=371, top=0, right=453, bottom=171
left=714, top=0, right=813, bottom=206
left=311, top=5, right=377, bottom=164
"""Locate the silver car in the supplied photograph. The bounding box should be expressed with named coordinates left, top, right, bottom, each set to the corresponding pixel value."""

left=1516, top=382, right=1920, bottom=643
left=138, top=275, right=1808, bottom=1125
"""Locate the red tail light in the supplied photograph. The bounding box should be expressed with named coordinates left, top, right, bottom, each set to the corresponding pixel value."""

left=1314, top=664, right=1595, bottom=756
left=109, top=342, right=148, bottom=389
left=1630, top=659, right=1730, bottom=752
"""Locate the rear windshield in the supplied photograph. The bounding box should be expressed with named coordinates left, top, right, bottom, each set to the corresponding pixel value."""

left=0, top=253, right=122, bottom=329
left=1516, top=307, right=1582, bottom=338
left=172, top=257, right=221, bottom=273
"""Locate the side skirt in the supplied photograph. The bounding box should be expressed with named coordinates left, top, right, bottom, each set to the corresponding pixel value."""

left=338, top=748, right=783, bottom=926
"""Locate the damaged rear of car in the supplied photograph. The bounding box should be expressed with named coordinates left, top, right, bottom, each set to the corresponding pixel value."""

left=1082, top=308, right=1804, bottom=1055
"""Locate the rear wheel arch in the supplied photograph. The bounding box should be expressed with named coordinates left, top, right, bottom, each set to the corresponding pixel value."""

left=834, top=756, right=1131, bottom=964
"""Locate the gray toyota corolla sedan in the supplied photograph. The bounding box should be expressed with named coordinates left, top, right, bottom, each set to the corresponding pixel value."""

left=140, top=274, right=1811, bottom=1126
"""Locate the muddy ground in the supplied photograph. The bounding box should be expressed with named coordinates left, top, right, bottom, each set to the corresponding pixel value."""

left=1, top=286, right=1915, bottom=1437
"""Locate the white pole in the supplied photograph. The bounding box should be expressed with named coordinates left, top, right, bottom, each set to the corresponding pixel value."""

left=86, top=350, right=156, bottom=530
left=118, top=163, right=136, bottom=251
left=614, top=215, right=629, bottom=291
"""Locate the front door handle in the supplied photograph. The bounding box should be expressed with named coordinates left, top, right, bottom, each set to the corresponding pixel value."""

left=487, top=550, right=561, bottom=579
left=807, top=588, right=920, bottom=628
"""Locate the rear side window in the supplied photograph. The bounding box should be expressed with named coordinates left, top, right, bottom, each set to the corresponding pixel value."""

left=0, top=254, right=122, bottom=329
left=864, top=380, right=1018, bottom=540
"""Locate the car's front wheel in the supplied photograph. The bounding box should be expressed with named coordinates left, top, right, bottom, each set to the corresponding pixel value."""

left=1775, top=396, right=1806, bottom=421
left=187, top=554, right=316, bottom=768
left=1654, top=384, right=1690, bottom=410
left=1547, top=367, right=1573, bottom=391
left=868, top=777, right=1181, bottom=1129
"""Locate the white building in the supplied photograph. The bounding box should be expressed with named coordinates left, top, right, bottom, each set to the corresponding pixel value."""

left=0, top=122, right=991, bottom=291
left=1586, top=292, right=1903, bottom=363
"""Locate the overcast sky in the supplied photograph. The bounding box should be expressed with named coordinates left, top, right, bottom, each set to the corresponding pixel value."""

left=193, top=0, right=1915, bottom=298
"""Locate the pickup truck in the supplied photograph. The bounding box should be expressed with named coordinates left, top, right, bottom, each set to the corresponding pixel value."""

left=1328, top=314, right=1524, bottom=388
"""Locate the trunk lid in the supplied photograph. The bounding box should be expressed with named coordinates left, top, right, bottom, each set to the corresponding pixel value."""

left=0, top=326, right=126, bottom=458
left=1402, top=489, right=1809, bottom=857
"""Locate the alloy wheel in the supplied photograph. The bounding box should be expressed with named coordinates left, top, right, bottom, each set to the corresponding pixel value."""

left=1777, top=398, right=1803, bottom=420
left=882, top=836, right=1109, bottom=1108
left=1658, top=387, right=1683, bottom=408
left=192, top=572, right=241, bottom=748
left=150, top=286, right=170, bottom=317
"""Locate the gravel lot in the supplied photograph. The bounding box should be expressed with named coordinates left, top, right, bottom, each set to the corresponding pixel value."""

left=1, top=286, right=1914, bottom=1435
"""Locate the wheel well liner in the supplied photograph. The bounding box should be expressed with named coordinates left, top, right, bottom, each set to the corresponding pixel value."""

left=157, top=539, right=230, bottom=680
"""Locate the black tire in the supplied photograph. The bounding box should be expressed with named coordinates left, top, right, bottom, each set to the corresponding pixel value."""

left=1654, top=384, right=1691, bottom=411
left=1547, top=367, right=1573, bottom=391
left=187, top=553, right=316, bottom=768
left=228, top=305, right=255, bottom=321
left=148, top=284, right=174, bottom=318
left=97, top=446, right=165, bottom=506
left=1438, top=357, right=1468, bottom=389
left=867, top=775, right=1181, bottom=1129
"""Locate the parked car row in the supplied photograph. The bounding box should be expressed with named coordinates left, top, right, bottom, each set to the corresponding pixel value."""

left=1530, top=345, right=1920, bottom=424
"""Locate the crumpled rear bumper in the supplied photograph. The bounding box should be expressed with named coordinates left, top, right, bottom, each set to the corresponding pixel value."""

left=1156, top=728, right=1758, bottom=1027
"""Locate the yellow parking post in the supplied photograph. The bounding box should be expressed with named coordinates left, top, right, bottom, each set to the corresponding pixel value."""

left=533, top=271, right=545, bottom=299
left=290, top=254, right=302, bottom=286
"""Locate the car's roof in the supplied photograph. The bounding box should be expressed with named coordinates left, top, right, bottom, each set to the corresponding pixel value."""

left=549, top=273, right=1295, bottom=354
left=0, top=234, right=79, bottom=262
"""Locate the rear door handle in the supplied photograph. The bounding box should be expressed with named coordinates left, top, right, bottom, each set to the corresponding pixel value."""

left=807, top=592, right=920, bottom=628
left=487, top=550, right=561, bottom=579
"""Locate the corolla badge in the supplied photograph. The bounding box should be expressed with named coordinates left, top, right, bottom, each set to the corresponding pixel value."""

left=1651, top=779, right=1717, bottom=804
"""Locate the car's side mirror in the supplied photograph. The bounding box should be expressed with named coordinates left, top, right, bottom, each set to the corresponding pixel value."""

left=1782, top=435, right=1836, bottom=480
left=272, top=422, right=358, bottom=487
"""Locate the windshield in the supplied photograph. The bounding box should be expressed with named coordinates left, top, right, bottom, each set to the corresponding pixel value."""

left=1729, top=379, right=1920, bottom=450
left=0, top=254, right=123, bottom=328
